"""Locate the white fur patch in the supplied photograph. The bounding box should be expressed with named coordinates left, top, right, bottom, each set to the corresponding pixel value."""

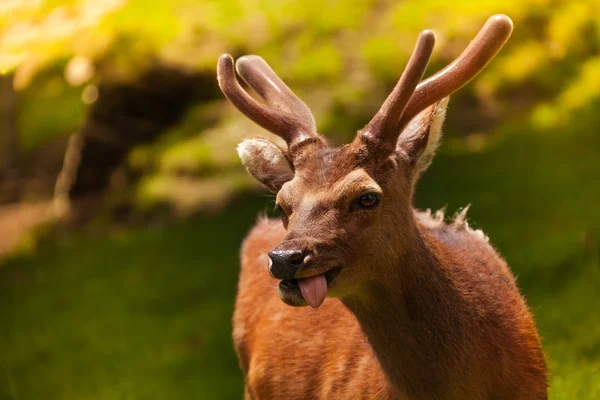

left=237, top=138, right=294, bottom=191
left=400, top=97, right=449, bottom=173
left=416, top=205, right=489, bottom=243
left=416, top=207, right=446, bottom=229
left=415, top=97, right=448, bottom=173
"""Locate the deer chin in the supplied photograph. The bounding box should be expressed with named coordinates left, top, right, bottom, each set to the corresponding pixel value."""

left=277, top=267, right=341, bottom=308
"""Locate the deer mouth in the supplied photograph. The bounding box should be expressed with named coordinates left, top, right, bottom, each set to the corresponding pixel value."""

left=278, top=267, right=341, bottom=309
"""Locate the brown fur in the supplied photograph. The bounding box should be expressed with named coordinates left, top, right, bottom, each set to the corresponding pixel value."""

left=233, top=131, right=548, bottom=399
left=226, top=16, right=546, bottom=397
left=235, top=218, right=394, bottom=399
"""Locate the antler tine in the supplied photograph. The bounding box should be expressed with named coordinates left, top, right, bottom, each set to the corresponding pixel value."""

left=363, top=30, right=436, bottom=147
left=236, top=55, right=317, bottom=133
left=398, top=14, right=513, bottom=128
left=217, top=54, right=314, bottom=145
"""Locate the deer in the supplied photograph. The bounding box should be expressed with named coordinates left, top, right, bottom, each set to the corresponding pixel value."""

left=217, top=14, right=548, bottom=400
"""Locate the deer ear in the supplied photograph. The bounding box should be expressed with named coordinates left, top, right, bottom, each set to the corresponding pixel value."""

left=238, top=138, right=294, bottom=192
left=397, top=97, right=449, bottom=174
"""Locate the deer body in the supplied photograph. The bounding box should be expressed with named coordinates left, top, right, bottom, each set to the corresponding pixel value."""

left=219, top=15, right=548, bottom=400
left=236, top=220, right=393, bottom=399
left=235, top=200, right=547, bottom=400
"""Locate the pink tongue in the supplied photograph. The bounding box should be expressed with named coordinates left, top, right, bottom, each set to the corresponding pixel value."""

left=298, top=274, right=328, bottom=308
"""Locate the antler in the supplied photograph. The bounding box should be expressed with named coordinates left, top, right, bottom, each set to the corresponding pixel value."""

left=362, top=14, right=513, bottom=153
left=217, top=54, right=317, bottom=147
left=399, top=15, right=513, bottom=127
left=361, top=30, right=436, bottom=147
left=219, top=15, right=512, bottom=154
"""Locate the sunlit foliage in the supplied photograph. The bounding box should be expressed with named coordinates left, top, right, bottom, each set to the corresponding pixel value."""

left=1, top=1, right=599, bottom=399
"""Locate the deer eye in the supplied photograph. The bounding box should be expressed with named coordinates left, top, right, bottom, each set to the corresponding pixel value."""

left=275, top=204, right=289, bottom=225
left=352, top=193, right=381, bottom=211
left=274, top=203, right=285, bottom=216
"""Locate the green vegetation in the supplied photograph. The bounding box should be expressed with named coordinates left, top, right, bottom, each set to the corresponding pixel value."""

left=2, top=102, right=599, bottom=399
left=0, top=196, right=261, bottom=399
left=1, top=0, right=599, bottom=398
left=3, top=0, right=600, bottom=210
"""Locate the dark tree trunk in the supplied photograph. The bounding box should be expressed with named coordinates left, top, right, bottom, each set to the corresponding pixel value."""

left=0, top=74, right=20, bottom=203
left=66, top=65, right=220, bottom=199
left=0, top=74, right=19, bottom=178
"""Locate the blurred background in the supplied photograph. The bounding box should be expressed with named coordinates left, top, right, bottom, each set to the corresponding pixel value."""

left=0, top=0, right=599, bottom=399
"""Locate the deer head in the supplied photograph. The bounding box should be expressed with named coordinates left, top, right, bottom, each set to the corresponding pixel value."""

left=218, top=15, right=513, bottom=308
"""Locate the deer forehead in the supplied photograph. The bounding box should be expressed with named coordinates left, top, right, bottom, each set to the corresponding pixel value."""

left=330, top=169, right=382, bottom=197
left=278, top=168, right=381, bottom=207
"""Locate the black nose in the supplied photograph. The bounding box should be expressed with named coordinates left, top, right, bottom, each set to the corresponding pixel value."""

left=268, top=249, right=305, bottom=279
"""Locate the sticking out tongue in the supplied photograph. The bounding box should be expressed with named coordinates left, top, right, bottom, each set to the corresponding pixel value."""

left=298, top=274, right=328, bottom=308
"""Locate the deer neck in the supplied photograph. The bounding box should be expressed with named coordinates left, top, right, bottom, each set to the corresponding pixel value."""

left=341, top=216, right=466, bottom=399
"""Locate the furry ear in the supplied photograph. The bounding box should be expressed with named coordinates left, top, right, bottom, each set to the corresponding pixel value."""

left=237, top=138, right=294, bottom=192
left=397, top=97, right=449, bottom=174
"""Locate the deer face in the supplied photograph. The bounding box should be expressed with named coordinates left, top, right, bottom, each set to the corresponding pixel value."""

left=237, top=99, right=448, bottom=308
left=218, top=15, right=512, bottom=308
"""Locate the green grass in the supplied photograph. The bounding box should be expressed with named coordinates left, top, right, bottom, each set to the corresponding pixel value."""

left=417, top=108, right=600, bottom=398
left=0, top=198, right=267, bottom=399
left=1, top=104, right=599, bottom=399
